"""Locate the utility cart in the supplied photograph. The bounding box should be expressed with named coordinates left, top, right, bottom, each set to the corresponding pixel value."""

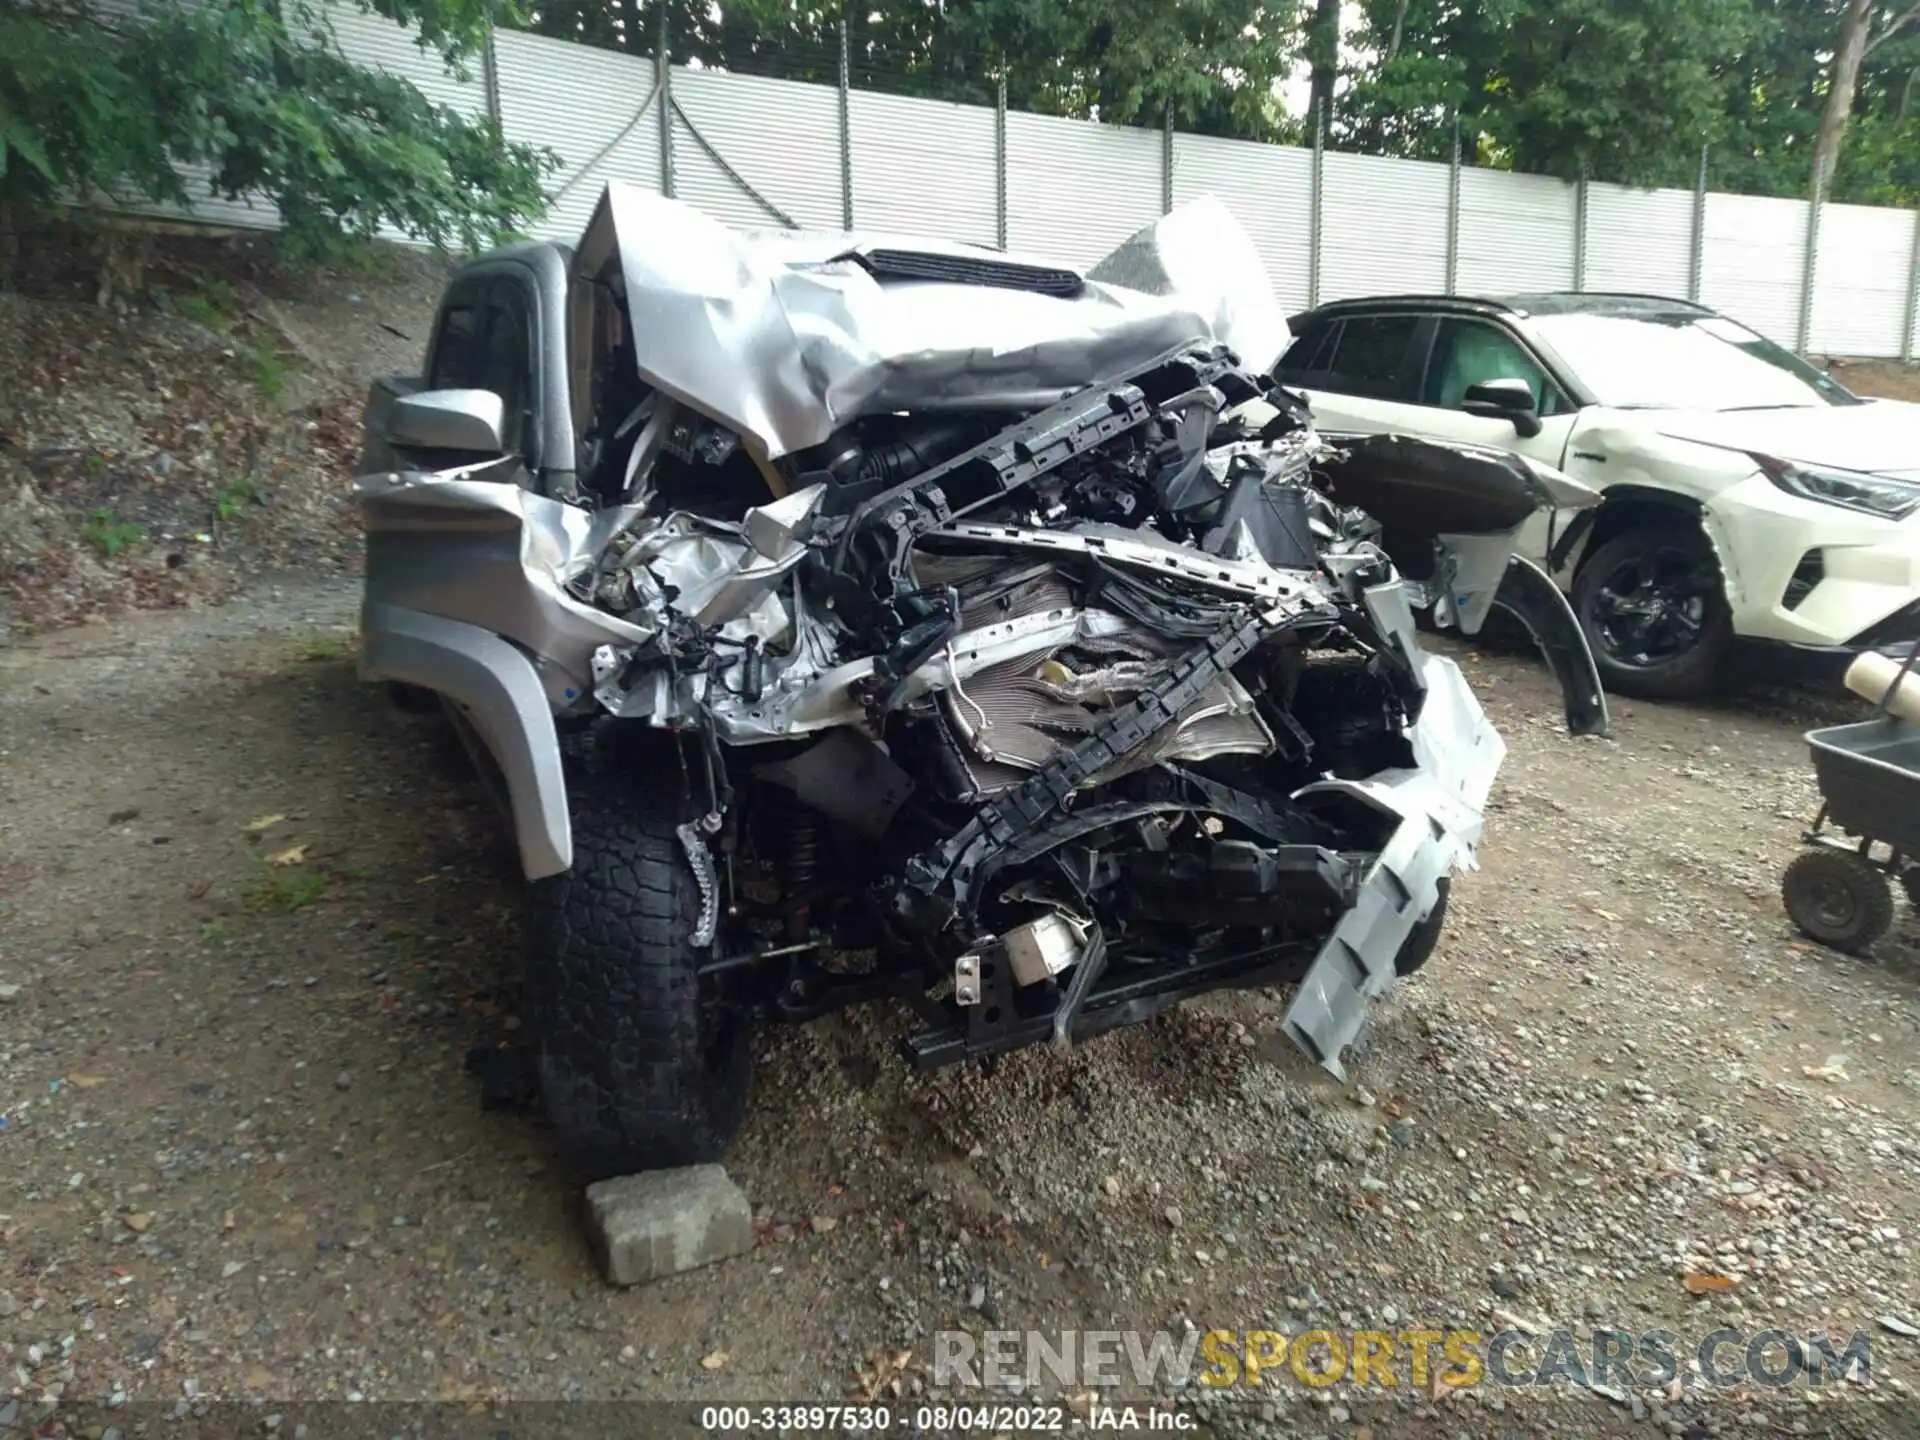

left=1782, top=638, right=1920, bottom=954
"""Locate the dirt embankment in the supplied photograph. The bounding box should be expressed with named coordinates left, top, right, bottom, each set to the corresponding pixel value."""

left=0, top=222, right=449, bottom=639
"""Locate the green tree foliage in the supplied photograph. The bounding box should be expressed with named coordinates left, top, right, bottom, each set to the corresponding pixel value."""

left=522, top=0, right=1305, bottom=139
left=1833, top=28, right=1920, bottom=203
left=1698, top=0, right=1920, bottom=205
left=0, top=0, right=187, bottom=215
left=1335, top=0, right=1920, bottom=204
left=0, top=0, right=555, bottom=266
left=1708, top=0, right=1831, bottom=196
left=1338, top=0, right=1757, bottom=186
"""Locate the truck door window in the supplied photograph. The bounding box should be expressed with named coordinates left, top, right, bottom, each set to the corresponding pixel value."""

left=477, top=281, right=534, bottom=457
left=425, top=277, right=536, bottom=462
left=427, top=294, right=483, bottom=391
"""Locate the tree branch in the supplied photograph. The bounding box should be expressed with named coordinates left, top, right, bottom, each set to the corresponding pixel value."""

left=1386, top=0, right=1409, bottom=60
left=1865, top=1, right=1920, bottom=55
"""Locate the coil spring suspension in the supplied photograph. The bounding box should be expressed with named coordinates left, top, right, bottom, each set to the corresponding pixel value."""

left=787, top=803, right=822, bottom=892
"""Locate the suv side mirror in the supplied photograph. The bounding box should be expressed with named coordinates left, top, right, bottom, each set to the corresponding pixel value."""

left=1461, top=377, right=1543, bottom=438
left=389, top=389, right=507, bottom=456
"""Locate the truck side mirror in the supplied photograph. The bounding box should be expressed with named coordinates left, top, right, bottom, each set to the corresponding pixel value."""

left=1461, top=378, right=1543, bottom=439
left=389, top=389, right=508, bottom=456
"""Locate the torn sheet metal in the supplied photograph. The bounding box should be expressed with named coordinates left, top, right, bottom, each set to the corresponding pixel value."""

left=355, top=464, right=654, bottom=712
left=572, top=184, right=1266, bottom=460
left=1086, top=195, right=1291, bottom=374
left=615, top=485, right=824, bottom=633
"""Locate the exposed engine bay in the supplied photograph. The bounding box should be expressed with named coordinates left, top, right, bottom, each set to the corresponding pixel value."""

left=358, top=187, right=1603, bottom=1079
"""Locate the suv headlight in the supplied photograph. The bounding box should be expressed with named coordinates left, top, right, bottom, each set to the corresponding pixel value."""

left=1753, top=454, right=1920, bottom=520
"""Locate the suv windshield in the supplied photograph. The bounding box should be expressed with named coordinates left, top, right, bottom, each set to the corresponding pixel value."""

left=1529, top=311, right=1863, bottom=411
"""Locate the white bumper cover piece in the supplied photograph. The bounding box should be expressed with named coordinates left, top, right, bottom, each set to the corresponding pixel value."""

left=1282, top=648, right=1505, bottom=1077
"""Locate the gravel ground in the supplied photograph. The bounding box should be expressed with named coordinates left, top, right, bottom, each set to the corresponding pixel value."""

left=2, top=578, right=1919, bottom=1439
left=1824, top=359, right=1920, bottom=403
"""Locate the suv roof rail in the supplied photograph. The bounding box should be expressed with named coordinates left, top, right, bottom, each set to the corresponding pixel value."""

left=1287, top=290, right=1711, bottom=328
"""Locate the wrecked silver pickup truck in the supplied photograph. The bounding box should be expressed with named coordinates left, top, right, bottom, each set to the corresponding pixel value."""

left=355, top=184, right=1607, bottom=1178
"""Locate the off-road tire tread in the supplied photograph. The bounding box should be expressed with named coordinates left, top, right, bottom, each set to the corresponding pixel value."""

left=1781, top=848, right=1894, bottom=956
left=525, top=768, right=748, bottom=1179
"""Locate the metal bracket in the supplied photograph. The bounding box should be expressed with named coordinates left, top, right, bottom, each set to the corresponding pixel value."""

left=994, top=73, right=1009, bottom=251
left=1573, top=170, right=1589, bottom=293
left=837, top=20, right=853, bottom=230
left=954, top=952, right=982, bottom=1006
left=1161, top=100, right=1174, bottom=215
left=1903, top=210, right=1920, bottom=365
left=656, top=5, right=674, bottom=199
left=1798, top=157, right=1825, bottom=357
left=1309, top=101, right=1326, bottom=308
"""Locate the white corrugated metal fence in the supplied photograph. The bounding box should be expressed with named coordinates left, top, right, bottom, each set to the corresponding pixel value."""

left=139, top=2, right=1920, bottom=362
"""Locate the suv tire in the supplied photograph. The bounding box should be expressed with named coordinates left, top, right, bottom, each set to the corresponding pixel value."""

left=1573, top=523, right=1733, bottom=701
left=525, top=770, right=750, bottom=1180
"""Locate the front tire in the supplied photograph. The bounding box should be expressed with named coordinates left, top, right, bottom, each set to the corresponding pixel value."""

left=1782, top=848, right=1893, bottom=956
left=525, top=773, right=751, bottom=1180
left=1573, top=523, right=1733, bottom=701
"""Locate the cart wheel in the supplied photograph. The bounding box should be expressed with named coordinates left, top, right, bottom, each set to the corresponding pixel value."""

left=1782, top=850, right=1894, bottom=955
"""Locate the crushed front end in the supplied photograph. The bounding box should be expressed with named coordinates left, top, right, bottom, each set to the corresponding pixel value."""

left=359, top=189, right=1516, bottom=1082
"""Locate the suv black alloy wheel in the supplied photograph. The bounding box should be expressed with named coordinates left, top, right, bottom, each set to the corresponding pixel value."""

left=1573, top=524, right=1733, bottom=700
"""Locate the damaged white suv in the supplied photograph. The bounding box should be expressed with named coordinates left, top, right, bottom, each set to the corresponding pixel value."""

left=1278, top=293, right=1920, bottom=700
left=355, top=186, right=1606, bottom=1178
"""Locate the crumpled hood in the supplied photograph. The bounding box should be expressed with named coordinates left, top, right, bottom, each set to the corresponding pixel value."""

left=1652, top=401, right=1920, bottom=479
left=573, top=184, right=1286, bottom=461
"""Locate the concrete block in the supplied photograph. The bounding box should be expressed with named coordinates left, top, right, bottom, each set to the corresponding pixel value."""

left=584, top=1165, right=754, bottom=1286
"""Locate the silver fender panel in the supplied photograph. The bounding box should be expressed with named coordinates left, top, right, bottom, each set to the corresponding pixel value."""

left=359, top=601, right=573, bottom=880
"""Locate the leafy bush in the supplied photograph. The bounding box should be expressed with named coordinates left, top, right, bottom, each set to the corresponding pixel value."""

left=0, top=0, right=190, bottom=216
left=0, top=0, right=556, bottom=268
